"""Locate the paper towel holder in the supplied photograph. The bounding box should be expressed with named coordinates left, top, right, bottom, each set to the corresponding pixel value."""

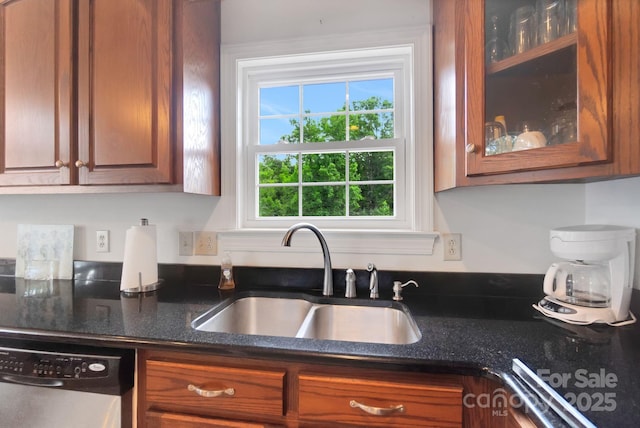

left=120, top=218, right=164, bottom=295
left=121, top=273, right=163, bottom=296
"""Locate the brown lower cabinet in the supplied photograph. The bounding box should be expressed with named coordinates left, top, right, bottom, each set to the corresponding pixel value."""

left=138, top=350, right=537, bottom=428
left=146, top=411, right=271, bottom=428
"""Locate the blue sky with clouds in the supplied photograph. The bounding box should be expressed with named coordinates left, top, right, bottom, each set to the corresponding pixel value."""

left=259, top=78, right=393, bottom=145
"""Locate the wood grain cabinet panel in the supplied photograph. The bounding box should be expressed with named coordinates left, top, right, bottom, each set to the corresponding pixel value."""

left=0, top=0, right=74, bottom=185
left=146, top=410, right=279, bottom=428
left=138, top=350, right=531, bottom=428
left=145, top=360, right=286, bottom=420
left=0, top=0, right=220, bottom=193
left=77, top=0, right=173, bottom=186
left=433, top=0, right=640, bottom=189
left=298, top=373, right=463, bottom=427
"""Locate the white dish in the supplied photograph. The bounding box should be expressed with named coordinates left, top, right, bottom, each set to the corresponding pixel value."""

left=513, top=131, right=547, bottom=151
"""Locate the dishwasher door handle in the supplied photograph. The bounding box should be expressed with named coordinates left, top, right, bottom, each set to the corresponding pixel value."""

left=2, top=375, right=64, bottom=388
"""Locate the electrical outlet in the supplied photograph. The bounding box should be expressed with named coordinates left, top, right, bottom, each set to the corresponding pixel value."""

left=443, top=233, right=462, bottom=261
left=179, top=231, right=194, bottom=256
left=194, top=231, right=217, bottom=256
left=96, top=230, right=110, bottom=253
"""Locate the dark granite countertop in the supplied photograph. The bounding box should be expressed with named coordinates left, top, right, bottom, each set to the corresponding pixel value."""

left=0, top=262, right=638, bottom=427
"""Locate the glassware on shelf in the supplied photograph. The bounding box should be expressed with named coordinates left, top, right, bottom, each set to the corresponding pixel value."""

left=509, top=5, right=536, bottom=55
left=563, top=0, right=577, bottom=35
left=549, top=99, right=577, bottom=145
left=536, top=0, right=562, bottom=44
left=485, top=15, right=508, bottom=65
left=484, top=121, right=513, bottom=155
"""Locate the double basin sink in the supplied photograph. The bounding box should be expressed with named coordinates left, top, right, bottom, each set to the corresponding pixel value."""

left=191, top=292, right=421, bottom=345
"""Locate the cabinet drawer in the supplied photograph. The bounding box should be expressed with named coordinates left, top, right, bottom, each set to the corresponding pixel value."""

left=298, top=374, right=462, bottom=427
left=145, top=360, right=285, bottom=418
left=146, top=410, right=277, bottom=428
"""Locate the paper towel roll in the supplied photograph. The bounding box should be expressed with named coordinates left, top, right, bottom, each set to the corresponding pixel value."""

left=120, top=223, right=158, bottom=291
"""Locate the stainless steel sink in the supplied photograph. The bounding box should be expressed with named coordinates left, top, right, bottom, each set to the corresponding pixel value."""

left=295, top=304, right=421, bottom=344
left=191, top=293, right=421, bottom=345
left=192, top=296, right=313, bottom=336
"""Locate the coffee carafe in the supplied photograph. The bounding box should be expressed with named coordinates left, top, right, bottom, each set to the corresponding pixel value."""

left=534, top=225, right=636, bottom=326
left=544, top=261, right=611, bottom=308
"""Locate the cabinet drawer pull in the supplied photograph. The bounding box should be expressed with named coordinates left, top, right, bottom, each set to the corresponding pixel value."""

left=349, top=399, right=404, bottom=416
left=75, top=160, right=87, bottom=168
left=55, top=160, right=67, bottom=168
left=187, top=384, right=235, bottom=398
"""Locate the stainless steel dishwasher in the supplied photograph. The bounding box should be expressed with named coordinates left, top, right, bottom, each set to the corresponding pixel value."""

left=0, top=341, right=134, bottom=428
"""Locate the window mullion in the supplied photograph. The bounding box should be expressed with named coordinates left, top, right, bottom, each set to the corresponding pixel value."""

left=298, top=152, right=303, bottom=216
left=345, top=150, right=351, bottom=218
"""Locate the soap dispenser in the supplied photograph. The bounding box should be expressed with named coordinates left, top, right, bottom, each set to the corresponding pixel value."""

left=218, top=252, right=236, bottom=290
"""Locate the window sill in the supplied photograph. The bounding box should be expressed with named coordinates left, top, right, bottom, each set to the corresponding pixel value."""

left=218, top=229, right=438, bottom=256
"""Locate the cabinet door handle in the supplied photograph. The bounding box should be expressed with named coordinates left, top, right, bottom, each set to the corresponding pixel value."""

left=187, top=384, right=235, bottom=398
left=465, top=143, right=476, bottom=154
left=350, top=400, right=405, bottom=416
left=55, top=160, right=67, bottom=168
left=75, top=160, right=88, bottom=168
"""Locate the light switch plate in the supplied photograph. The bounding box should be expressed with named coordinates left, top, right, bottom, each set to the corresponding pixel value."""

left=179, top=231, right=194, bottom=256
left=194, top=231, right=217, bottom=256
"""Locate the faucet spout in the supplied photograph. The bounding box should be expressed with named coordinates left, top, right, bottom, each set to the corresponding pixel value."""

left=282, top=223, right=333, bottom=296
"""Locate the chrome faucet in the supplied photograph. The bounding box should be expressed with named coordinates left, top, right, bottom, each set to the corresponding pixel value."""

left=281, top=223, right=333, bottom=296
left=367, top=263, right=378, bottom=299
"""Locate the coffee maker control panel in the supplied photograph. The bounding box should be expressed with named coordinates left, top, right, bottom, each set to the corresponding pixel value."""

left=539, top=298, right=578, bottom=315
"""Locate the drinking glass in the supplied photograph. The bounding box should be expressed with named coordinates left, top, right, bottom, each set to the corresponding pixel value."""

left=537, top=0, right=562, bottom=44
left=564, top=0, right=577, bottom=35
left=484, top=121, right=508, bottom=155
left=510, top=6, right=536, bottom=55
left=485, top=15, right=508, bottom=64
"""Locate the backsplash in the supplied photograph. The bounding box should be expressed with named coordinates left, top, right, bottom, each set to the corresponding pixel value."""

left=1, top=258, right=544, bottom=298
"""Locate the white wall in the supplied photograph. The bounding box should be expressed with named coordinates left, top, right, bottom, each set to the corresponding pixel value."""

left=586, top=176, right=640, bottom=289
left=220, top=0, right=431, bottom=45
left=0, top=0, right=634, bottom=281
left=586, top=176, right=640, bottom=227
left=434, top=184, right=585, bottom=273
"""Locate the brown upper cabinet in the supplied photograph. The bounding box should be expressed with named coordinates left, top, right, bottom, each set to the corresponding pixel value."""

left=434, top=0, right=640, bottom=191
left=0, top=0, right=220, bottom=195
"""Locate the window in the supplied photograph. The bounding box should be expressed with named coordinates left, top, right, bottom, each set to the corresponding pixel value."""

left=222, top=28, right=436, bottom=256
left=239, top=45, right=419, bottom=231
left=258, top=75, right=398, bottom=219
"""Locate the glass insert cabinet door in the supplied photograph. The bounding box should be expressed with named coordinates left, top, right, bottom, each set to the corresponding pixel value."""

left=464, top=0, right=610, bottom=176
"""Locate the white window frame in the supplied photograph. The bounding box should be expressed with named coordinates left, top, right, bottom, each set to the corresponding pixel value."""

left=243, top=51, right=409, bottom=230
left=220, top=28, right=437, bottom=256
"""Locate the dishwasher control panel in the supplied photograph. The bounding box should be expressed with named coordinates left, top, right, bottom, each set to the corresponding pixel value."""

left=0, top=347, right=110, bottom=379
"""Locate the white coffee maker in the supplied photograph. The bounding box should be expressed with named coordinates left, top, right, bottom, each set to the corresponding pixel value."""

left=534, top=225, right=637, bottom=326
